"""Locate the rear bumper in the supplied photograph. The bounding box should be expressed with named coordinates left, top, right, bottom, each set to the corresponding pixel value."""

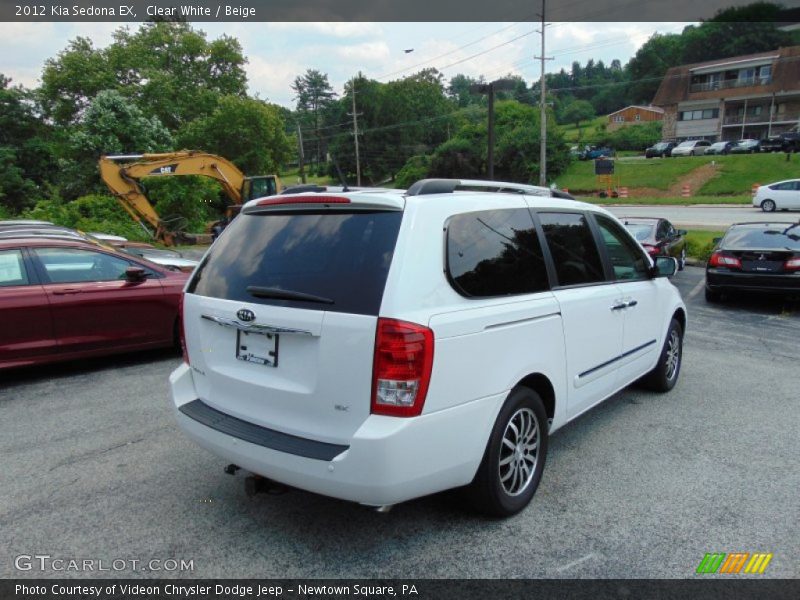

left=706, top=269, right=800, bottom=294
left=170, top=363, right=504, bottom=506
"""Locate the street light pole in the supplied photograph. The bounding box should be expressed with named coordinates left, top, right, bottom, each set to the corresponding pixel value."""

left=471, top=79, right=516, bottom=180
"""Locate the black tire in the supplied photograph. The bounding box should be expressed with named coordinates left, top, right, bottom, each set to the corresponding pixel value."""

left=678, top=248, right=687, bottom=271
left=761, top=199, right=776, bottom=213
left=468, top=386, right=548, bottom=517
left=640, top=319, right=683, bottom=393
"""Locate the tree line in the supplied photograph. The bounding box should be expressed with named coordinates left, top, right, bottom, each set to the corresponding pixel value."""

left=0, top=3, right=796, bottom=236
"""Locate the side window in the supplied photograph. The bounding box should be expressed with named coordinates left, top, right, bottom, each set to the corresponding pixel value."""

left=594, top=215, right=650, bottom=281
left=34, top=248, right=133, bottom=284
left=538, top=212, right=605, bottom=286
left=0, top=249, right=30, bottom=287
left=446, top=208, right=549, bottom=297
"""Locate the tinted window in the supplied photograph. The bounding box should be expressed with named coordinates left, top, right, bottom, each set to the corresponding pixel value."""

left=0, top=249, right=29, bottom=287
left=189, top=210, right=402, bottom=316
left=625, top=223, right=654, bottom=242
left=538, top=212, right=605, bottom=286
left=595, top=215, right=650, bottom=281
left=34, top=248, right=133, bottom=283
left=446, top=209, right=549, bottom=298
left=722, top=225, right=800, bottom=251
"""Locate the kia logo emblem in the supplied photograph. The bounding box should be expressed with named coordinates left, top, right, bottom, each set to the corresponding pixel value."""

left=237, top=309, right=255, bottom=322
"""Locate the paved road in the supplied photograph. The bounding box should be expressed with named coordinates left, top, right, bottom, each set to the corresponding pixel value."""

left=1, top=269, right=798, bottom=579
left=604, top=204, right=798, bottom=230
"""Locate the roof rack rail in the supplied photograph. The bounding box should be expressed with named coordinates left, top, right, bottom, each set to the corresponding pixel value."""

left=406, top=178, right=571, bottom=199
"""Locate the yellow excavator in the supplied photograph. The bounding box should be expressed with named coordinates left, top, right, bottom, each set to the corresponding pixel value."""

left=99, top=151, right=282, bottom=245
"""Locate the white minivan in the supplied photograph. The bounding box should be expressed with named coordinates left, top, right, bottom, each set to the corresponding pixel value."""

left=171, top=179, right=686, bottom=516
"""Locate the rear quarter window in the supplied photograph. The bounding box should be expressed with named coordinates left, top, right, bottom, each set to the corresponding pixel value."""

left=188, top=210, right=402, bottom=316
left=445, top=208, right=549, bottom=298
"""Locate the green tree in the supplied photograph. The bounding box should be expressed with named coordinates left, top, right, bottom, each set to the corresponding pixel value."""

left=63, top=89, right=172, bottom=199
left=0, top=75, right=55, bottom=212
left=561, top=100, right=595, bottom=128
left=429, top=138, right=484, bottom=179
left=292, top=69, right=337, bottom=166
left=178, top=95, right=292, bottom=176
left=40, top=22, right=248, bottom=129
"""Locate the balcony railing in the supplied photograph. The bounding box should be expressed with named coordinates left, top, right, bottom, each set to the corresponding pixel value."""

left=690, top=77, right=771, bottom=93
left=723, top=113, right=800, bottom=125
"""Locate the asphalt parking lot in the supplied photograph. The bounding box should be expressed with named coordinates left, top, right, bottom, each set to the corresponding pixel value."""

left=1, top=266, right=798, bottom=579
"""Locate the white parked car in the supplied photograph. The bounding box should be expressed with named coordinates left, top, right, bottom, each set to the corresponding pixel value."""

left=171, top=179, right=686, bottom=516
left=670, top=139, right=712, bottom=156
left=752, top=179, right=800, bottom=212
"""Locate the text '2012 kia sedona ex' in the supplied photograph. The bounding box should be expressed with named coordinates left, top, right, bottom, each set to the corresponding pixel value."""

left=171, top=179, right=686, bottom=517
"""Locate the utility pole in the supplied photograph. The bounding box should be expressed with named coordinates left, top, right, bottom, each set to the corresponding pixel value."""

left=536, top=0, right=553, bottom=187
left=349, top=77, right=362, bottom=186
left=487, top=85, right=495, bottom=180
left=296, top=123, right=306, bottom=184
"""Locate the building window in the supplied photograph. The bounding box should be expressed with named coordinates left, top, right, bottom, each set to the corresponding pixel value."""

left=680, top=108, right=719, bottom=121
left=759, top=65, right=771, bottom=84
left=635, top=114, right=641, bottom=121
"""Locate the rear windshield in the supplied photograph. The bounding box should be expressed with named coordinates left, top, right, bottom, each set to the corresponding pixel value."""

left=188, top=210, right=403, bottom=315
left=723, top=225, right=800, bottom=250
left=624, top=223, right=654, bottom=241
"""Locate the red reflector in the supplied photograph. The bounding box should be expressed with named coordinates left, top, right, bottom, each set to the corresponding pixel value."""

left=255, top=195, right=351, bottom=206
left=709, top=252, right=742, bottom=269
left=179, top=292, right=190, bottom=365
left=371, top=318, right=434, bottom=418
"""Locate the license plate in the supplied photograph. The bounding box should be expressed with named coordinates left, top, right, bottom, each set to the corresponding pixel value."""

left=236, top=330, right=279, bottom=367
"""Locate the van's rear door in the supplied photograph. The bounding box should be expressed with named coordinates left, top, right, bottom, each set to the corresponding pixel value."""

left=183, top=197, right=403, bottom=446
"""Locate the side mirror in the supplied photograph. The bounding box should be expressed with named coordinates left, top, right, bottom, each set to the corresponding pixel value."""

left=678, top=229, right=688, bottom=236
left=125, top=266, right=147, bottom=283
left=652, top=256, right=678, bottom=278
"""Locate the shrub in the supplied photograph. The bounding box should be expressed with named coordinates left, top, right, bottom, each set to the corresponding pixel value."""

left=395, top=155, right=431, bottom=189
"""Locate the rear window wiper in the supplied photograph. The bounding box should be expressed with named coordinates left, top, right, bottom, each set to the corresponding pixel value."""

left=246, top=286, right=334, bottom=305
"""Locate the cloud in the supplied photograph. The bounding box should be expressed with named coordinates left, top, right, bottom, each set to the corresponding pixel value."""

left=246, top=55, right=304, bottom=106
left=263, top=22, right=383, bottom=38
left=335, top=41, right=390, bottom=62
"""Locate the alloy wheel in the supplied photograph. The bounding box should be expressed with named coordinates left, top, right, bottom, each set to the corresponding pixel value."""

left=665, top=330, right=681, bottom=381
left=499, top=408, right=539, bottom=496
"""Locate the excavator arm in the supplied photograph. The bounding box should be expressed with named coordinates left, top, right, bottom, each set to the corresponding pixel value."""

left=99, top=151, right=258, bottom=245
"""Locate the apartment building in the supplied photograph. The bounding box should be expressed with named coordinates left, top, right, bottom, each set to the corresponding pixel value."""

left=652, top=45, right=800, bottom=142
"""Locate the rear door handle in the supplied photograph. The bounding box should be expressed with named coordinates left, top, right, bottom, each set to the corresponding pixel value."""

left=53, top=288, right=82, bottom=295
left=611, top=302, right=627, bottom=311
left=626, top=300, right=638, bottom=308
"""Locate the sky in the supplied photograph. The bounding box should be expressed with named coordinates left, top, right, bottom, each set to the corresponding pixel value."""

left=0, top=21, right=690, bottom=108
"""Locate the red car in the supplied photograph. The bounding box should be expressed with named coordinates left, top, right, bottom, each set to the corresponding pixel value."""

left=0, top=236, right=189, bottom=370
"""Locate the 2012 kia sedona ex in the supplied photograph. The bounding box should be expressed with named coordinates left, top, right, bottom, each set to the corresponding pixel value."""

left=171, top=179, right=686, bottom=517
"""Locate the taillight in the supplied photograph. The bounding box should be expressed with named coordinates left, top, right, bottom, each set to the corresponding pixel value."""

left=178, top=292, right=190, bottom=365
left=785, top=257, right=800, bottom=271
left=371, top=318, right=434, bottom=417
left=708, top=252, right=742, bottom=269
left=642, top=244, right=659, bottom=256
